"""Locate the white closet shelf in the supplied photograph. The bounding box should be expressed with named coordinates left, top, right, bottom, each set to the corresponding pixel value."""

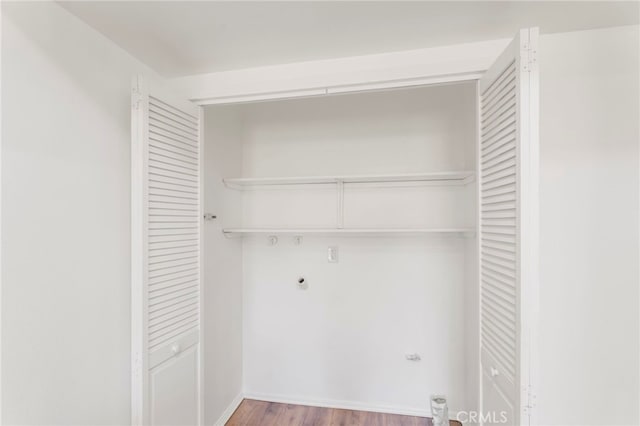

left=223, top=171, right=475, bottom=188
left=222, top=228, right=475, bottom=237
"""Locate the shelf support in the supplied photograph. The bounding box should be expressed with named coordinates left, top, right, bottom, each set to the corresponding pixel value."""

left=336, top=179, right=344, bottom=229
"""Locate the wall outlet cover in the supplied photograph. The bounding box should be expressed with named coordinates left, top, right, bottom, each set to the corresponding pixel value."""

left=328, top=246, right=339, bottom=263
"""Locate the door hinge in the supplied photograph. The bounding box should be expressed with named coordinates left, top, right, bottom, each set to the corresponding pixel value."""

left=522, top=384, right=537, bottom=416
left=132, top=88, right=143, bottom=110
left=521, top=42, right=538, bottom=73
left=132, top=351, right=142, bottom=378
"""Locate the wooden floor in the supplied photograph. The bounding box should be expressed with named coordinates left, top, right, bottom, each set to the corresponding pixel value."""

left=226, top=399, right=462, bottom=426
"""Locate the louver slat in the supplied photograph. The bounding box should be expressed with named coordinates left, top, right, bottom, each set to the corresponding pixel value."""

left=480, top=59, right=518, bottom=384
left=147, top=99, right=200, bottom=351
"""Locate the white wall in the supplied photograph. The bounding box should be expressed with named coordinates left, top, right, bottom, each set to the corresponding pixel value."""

left=1, top=3, right=158, bottom=424
left=202, top=106, right=244, bottom=424
left=239, top=85, right=476, bottom=177
left=213, top=84, right=478, bottom=415
left=242, top=236, right=468, bottom=415
left=4, top=4, right=637, bottom=424
left=538, top=25, right=639, bottom=426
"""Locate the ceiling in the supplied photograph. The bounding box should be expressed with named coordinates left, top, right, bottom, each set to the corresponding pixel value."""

left=60, top=1, right=639, bottom=78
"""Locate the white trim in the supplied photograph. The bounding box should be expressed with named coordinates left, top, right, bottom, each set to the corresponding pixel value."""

left=478, top=33, right=519, bottom=94
left=190, top=74, right=482, bottom=106
left=213, top=393, right=244, bottom=426
left=522, top=27, right=540, bottom=426
left=242, top=392, right=460, bottom=420
left=513, top=27, right=540, bottom=426
left=0, top=4, right=3, bottom=422
left=171, top=38, right=509, bottom=105
left=193, top=88, right=326, bottom=106
left=326, top=73, right=482, bottom=95
left=475, top=79, right=484, bottom=421
left=131, top=74, right=150, bottom=426
left=197, top=106, right=205, bottom=426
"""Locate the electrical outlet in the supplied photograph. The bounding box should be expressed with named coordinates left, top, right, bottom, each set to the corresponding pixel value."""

left=328, top=246, right=338, bottom=263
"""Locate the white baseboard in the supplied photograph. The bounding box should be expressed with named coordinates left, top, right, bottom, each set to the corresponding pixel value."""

left=242, top=391, right=461, bottom=421
left=213, top=392, right=244, bottom=426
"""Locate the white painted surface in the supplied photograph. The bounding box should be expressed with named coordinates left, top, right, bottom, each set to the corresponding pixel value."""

left=223, top=171, right=475, bottom=187
left=223, top=229, right=475, bottom=238
left=207, top=84, right=479, bottom=414
left=171, top=39, right=508, bottom=105
left=239, top=84, right=476, bottom=177
left=478, top=27, right=540, bottom=426
left=463, top=234, right=480, bottom=418
left=59, top=1, right=638, bottom=77
left=0, top=4, right=3, bottom=423
left=243, top=236, right=468, bottom=414
left=2, top=3, right=637, bottom=424
left=149, top=346, right=199, bottom=426
left=1, top=3, right=158, bottom=424
left=236, top=85, right=477, bottom=232
left=131, top=77, right=203, bottom=425
left=538, top=25, right=639, bottom=426
left=478, top=33, right=521, bottom=425
left=202, top=106, right=244, bottom=425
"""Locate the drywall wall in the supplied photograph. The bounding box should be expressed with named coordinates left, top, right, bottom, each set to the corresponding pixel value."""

left=1, top=3, right=158, bottom=424
left=232, top=84, right=477, bottom=415
left=538, top=25, right=639, bottom=425
left=202, top=106, right=244, bottom=424
left=242, top=236, right=468, bottom=415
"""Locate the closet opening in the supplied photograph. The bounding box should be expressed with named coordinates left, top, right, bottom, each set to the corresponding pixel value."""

left=203, top=81, right=480, bottom=419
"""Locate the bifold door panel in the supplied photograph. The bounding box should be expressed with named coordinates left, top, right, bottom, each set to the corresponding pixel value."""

left=478, top=28, right=538, bottom=426
left=150, top=346, right=199, bottom=426
left=132, top=75, right=202, bottom=426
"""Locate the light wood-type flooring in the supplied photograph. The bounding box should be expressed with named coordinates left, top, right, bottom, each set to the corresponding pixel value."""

left=226, top=399, right=463, bottom=426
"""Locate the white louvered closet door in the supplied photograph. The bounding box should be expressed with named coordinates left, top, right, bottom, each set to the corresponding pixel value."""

left=478, top=28, right=539, bottom=426
left=132, top=75, right=203, bottom=426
